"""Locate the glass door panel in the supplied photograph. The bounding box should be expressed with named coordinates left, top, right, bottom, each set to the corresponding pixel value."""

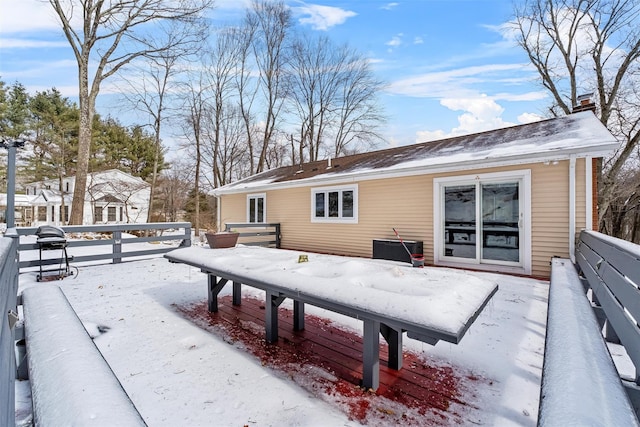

left=443, top=185, right=476, bottom=259
left=481, top=182, right=520, bottom=263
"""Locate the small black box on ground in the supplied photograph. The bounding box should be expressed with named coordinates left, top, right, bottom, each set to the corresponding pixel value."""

left=373, top=239, right=423, bottom=264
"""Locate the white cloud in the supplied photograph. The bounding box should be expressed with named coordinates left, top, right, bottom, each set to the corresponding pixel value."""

left=416, top=129, right=447, bottom=142
left=0, top=0, right=61, bottom=33
left=381, top=3, right=400, bottom=10
left=517, top=112, right=543, bottom=123
left=293, top=3, right=357, bottom=31
left=385, top=34, right=403, bottom=47
left=414, top=96, right=544, bottom=143
left=413, top=36, right=424, bottom=45
left=0, top=38, right=68, bottom=49
left=387, top=63, right=529, bottom=98
left=415, top=95, right=516, bottom=142
left=441, top=96, right=504, bottom=119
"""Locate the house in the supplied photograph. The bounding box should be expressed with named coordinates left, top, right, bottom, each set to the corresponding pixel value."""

left=0, top=194, right=37, bottom=227
left=12, top=169, right=151, bottom=227
left=212, top=111, right=619, bottom=279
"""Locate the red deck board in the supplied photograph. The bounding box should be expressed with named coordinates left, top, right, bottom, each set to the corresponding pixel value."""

left=175, top=295, right=484, bottom=424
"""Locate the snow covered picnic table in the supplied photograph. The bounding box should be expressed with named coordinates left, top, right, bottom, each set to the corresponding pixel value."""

left=165, top=245, right=498, bottom=390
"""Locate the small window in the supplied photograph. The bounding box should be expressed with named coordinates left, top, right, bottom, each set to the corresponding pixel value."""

left=247, top=194, right=266, bottom=223
left=59, top=206, right=69, bottom=223
left=108, top=206, right=116, bottom=221
left=311, top=185, right=358, bottom=223
left=120, top=206, right=124, bottom=222
left=94, top=206, right=103, bottom=223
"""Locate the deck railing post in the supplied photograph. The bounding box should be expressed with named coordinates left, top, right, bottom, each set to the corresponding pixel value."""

left=113, top=230, right=122, bottom=264
left=180, top=225, right=192, bottom=247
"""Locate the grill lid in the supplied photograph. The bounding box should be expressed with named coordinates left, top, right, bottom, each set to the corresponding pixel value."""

left=36, top=225, right=66, bottom=239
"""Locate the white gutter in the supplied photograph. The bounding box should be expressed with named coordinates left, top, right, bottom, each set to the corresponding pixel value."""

left=216, top=195, right=221, bottom=232
left=569, top=155, right=577, bottom=262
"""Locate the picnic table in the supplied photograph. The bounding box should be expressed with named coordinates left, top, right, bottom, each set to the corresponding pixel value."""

left=165, top=246, right=498, bottom=390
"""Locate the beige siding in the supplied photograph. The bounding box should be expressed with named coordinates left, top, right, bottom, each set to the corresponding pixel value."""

left=219, top=160, right=589, bottom=278
left=222, top=177, right=432, bottom=258
left=531, top=161, right=569, bottom=277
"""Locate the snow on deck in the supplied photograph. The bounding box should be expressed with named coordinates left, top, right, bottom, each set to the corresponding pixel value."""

left=166, top=245, right=498, bottom=338
left=17, top=249, right=548, bottom=426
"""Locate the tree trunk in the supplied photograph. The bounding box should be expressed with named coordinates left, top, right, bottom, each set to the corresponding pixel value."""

left=70, top=60, right=93, bottom=225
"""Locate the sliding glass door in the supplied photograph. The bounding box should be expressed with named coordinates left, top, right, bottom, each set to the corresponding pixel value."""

left=480, top=182, right=520, bottom=263
left=444, top=185, right=476, bottom=259
left=441, top=177, right=523, bottom=267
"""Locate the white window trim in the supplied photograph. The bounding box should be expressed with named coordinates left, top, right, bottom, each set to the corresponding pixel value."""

left=310, top=184, right=358, bottom=224
left=246, top=193, right=266, bottom=224
left=433, top=169, right=531, bottom=275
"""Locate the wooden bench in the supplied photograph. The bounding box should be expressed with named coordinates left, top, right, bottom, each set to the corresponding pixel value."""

left=538, top=231, right=640, bottom=426
left=22, top=285, right=146, bottom=426
left=223, top=222, right=281, bottom=248
left=165, top=245, right=498, bottom=390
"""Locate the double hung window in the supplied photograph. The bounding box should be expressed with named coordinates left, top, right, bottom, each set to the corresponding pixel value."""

left=247, top=194, right=265, bottom=223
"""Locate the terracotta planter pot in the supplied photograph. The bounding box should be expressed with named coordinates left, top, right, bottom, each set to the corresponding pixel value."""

left=205, top=232, right=239, bottom=248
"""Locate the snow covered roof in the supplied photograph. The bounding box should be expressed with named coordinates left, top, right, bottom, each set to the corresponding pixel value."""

left=215, top=111, right=619, bottom=195
left=24, top=169, right=150, bottom=188
left=31, top=189, right=73, bottom=205
left=95, top=194, right=125, bottom=204
left=0, top=193, right=37, bottom=206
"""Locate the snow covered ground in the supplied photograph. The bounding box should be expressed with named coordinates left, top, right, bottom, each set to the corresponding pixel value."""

left=15, top=239, right=549, bottom=426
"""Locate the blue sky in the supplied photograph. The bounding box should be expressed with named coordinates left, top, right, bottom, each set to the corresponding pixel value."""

left=0, top=0, right=548, bottom=151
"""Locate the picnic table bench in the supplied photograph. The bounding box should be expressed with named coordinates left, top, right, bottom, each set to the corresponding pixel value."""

left=165, top=245, right=498, bottom=390
left=21, top=285, right=146, bottom=426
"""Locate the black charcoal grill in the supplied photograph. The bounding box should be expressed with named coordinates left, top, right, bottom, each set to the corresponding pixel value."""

left=36, top=225, right=72, bottom=281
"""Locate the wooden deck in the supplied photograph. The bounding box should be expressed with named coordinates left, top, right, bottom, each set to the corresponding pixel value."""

left=176, top=295, right=486, bottom=425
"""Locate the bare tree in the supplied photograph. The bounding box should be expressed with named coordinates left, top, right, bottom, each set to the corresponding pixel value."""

left=118, top=21, right=206, bottom=223
left=245, top=0, right=293, bottom=173
left=288, top=34, right=340, bottom=162
left=158, top=160, right=191, bottom=222
left=202, top=103, right=249, bottom=187
left=514, top=0, right=640, bottom=237
left=48, top=0, right=212, bottom=224
left=203, top=27, right=245, bottom=188
left=333, top=49, right=386, bottom=157
left=179, top=70, right=211, bottom=234
left=288, top=35, right=386, bottom=161
left=233, top=21, right=259, bottom=174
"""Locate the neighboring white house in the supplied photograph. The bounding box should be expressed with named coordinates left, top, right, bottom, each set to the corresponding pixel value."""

left=3, top=169, right=151, bottom=227
left=0, top=194, right=37, bottom=227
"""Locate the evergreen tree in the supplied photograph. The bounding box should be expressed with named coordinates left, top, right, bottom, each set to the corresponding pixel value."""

left=92, top=118, right=164, bottom=180
left=28, top=88, right=79, bottom=182
left=0, top=82, right=30, bottom=139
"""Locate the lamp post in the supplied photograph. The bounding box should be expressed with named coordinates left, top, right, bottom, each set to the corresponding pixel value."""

left=1, top=139, right=25, bottom=228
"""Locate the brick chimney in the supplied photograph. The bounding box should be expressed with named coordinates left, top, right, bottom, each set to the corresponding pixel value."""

left=572, top=93, right=596, bottom=113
